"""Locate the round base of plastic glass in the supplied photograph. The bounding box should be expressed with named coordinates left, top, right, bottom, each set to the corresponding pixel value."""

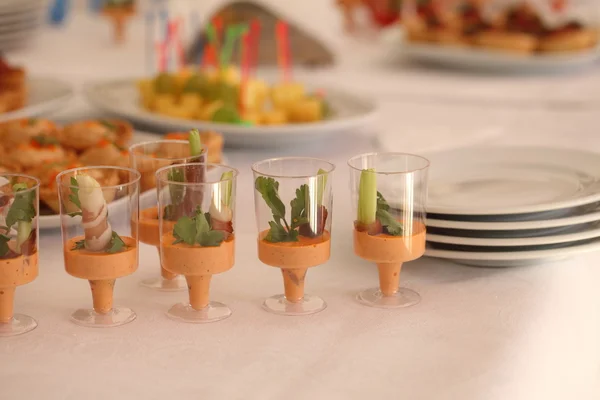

left=140, top=275, right=187, bottom=292
left=0, top=314, right=37, bottom=337
left=70, top=307, right=136, bottom=327
left=166, top=302, right=232, bottom=323
left=357, top=287, right=420, bottom=309
left=262, top=294, right=327, bottom=316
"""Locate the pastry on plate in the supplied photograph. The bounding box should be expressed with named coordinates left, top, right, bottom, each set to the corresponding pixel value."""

left=473, top=31, right=539, bottom=54
left=0, top=118, right=60, bottom=147
left=7, top=137, right=73, bottom=171
left=60, top=119, right=132, bottom=151
left=404, top=0, right=464, bottom=45
left=0, top=57, right=26, bottom=113
left=539, top=22, right=598, bottom=52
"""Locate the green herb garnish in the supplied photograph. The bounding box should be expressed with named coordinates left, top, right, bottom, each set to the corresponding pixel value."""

left=72, top=239, right=85, bottom=250
left=0, top=234, right=10, bottom=257
left=290, top=184, right=309, bottom=230
left=172, top=208, right=225, bottom=247
left=5, top=184, right=35, bottom=228
left=68, top=176, right=82, bottom=217
left=2, top=183, right=36, bottom=256
left=211, top=104, right=240, bottom=124
left=99, top=120, right=116, bottom=131
left=376, top=192, right=403, bottom=236
left=32, top=135, right=59, bottom=146
left=182, top=74, right=208, bottom=94
left=106, top=232, right=127, bottom=253
left=154, top=72, right=176, bottom=94
left=255, top=177, right=318, bottom=243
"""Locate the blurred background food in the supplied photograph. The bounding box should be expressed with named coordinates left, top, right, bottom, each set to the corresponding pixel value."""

left=0, top=116, right=223, bottom=214
left=0, top=56, right=26, bottom=113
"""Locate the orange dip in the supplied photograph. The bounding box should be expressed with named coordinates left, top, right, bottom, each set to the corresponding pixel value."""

left=161, top=232, right=235, bottom=276
left=133, top=207, right=177, bottom=280
left=257, top=230, right=331, bottom=269
left=0, top=251, right=39, bottom=323
left=353, top=223, right=426, bottom=296
left=134, top=207, right=176, bottom=247
left=161, top=232, right=235, bottom=310
left=353, top=223, right=426, bottom=264
left=64, top=236, right=138, bottom=280
left=0, top=252, right=39, bottom=287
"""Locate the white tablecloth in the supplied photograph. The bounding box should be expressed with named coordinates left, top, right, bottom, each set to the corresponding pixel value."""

left=2, top=8, right=600, bottom=400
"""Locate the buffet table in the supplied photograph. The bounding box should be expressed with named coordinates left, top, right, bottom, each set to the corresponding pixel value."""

left=2, top=9, right=600, bottom=400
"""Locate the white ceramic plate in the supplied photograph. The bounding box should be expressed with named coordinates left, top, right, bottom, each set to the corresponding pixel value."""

left=84, top=78, right=378, bottom=148
left=401, top=42, right=600, bottom=72
left=427, top=206, right=600, bottom=231
left=425, top=237, right=600, bottom=267
left=426, top=147, right=600, bottom=216
left=427, top=223, right=600, bottom=247
left=0, top=77, right=74, bottom=123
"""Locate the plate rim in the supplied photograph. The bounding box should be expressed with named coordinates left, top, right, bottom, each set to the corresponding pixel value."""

left=426, top=208, right=600, bottom=230
left=427, top=224, right=600, bottom=247
left=425, top=146, right=600, bottom=216
left=401, top=41, right=600, bottom=70
left=424, top=236, right=600, bottom=261
left=83, top=77, right=379, bottom=138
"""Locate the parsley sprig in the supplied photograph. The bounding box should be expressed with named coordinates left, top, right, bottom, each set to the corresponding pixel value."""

left=68, top=177, right=82, bottom=217
left=0, top=183, right=36, bottom=258
left=99, top=120, right=116, bottom=131
left=255, top=177, right=322, bottom=243
left=255, top=177, right=296, bottom=243
left=376, top=192, right=403, bottom=236
left=172, top=207, right=225, bottom=247
left=0, top=234, right=10, bottom=257
left=32, top=135, right=59, bottom=146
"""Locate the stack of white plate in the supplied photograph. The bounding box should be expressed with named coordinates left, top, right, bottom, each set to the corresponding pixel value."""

left=0, top=0, right=43, bottom=51
left=424, top=147, right=600, bottom=267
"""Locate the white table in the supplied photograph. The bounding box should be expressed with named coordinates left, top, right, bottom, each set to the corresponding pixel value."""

left=2, top=9, right=600, bottom=400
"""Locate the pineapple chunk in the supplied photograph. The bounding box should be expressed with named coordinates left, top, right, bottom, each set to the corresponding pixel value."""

left=242, top=79, right=269, bottom=111
left=159, top=104, right=195, bottom=120
left=288, top=98, right=323, bottom=123
left=241, top=110, right=261, bottom=125
left=197, top=100, right=225, bottom=121
left=271, top=82, right=306, bottom=110
left=179, top=93, right=203, bottom=111
left=173, top=67, right=195, bottom=92
left=153, top=94, right=177, bottom=113
left=218, top=65, right=241, bottom=86
left=261, top=109, right=288, bottom=125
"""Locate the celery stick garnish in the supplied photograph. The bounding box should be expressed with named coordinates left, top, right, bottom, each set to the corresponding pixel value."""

left=357, top=168, right=377, bottom=225
left=188, top=129, right=203, bottom=156
left=316, top=168, right=328, bottom=206
left=220, top=171, right=233, bottom=207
